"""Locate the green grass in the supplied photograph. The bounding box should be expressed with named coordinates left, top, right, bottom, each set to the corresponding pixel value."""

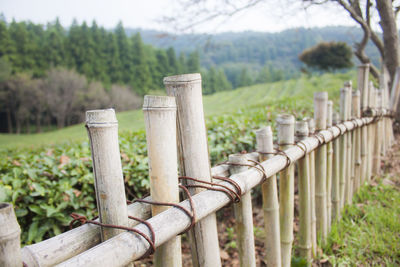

left=0, top=71, right=355, bottom=149
left=323, top=177, right=400, bottom=266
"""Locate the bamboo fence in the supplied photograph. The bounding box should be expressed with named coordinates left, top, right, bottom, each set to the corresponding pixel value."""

left=1, top=64, right=399, bottom=267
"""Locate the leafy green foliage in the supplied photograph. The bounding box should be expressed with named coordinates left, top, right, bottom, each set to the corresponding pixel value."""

left=323, top=178, right=400, bottom=265
left=299, top=42, right=353, bottom=71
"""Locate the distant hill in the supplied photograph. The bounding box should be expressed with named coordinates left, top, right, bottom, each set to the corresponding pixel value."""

left=126, top=26, right=381, bottom=74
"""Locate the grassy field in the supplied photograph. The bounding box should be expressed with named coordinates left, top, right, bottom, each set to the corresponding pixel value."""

left=0, top=72, right=354, bottom=149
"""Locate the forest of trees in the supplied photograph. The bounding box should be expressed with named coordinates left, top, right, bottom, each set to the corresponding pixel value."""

left=0, top=19, right=236, bottom=133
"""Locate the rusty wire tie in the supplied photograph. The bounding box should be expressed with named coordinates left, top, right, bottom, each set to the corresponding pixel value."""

left=69, top=212, right=156, bottom=259
left=133, top=184, right=196, bottom=235
left=179, top=176, right=241, bottom=203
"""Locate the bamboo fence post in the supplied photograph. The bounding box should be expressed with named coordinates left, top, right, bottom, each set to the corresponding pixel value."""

left=314, top=92, right=328, bottom=245
left=256, top=127, right=281, bottom=267
left=344, top=82, right=353, bottom=205
left=86, top=109, right=129, bottom=241
left=304, top=117, right=317, bottom=257
left=143, top=96, right=182, bottom=267
left=358, top=65, right=369, bottom=185
left=372, top=90, right=382, bottom=175
left=0, top=203, right=22, bottom=267
left=295, top=121, right=312, bottom=264
left=326, top=100, right=333, bottom=230
left=352, top=90, right=362, bottom=193
left=277, top=114, right=295, bottom=267
left=339, top=87, right=349, bottom=209
left=367, top=82, right=375, bottom=181
left=164, top=73, right=221, bottom=267
left=331, top=113, right=341, bottom=222
left=228, top=154, right=256, bottom=267
left=379, top=73, right=388, bottom=156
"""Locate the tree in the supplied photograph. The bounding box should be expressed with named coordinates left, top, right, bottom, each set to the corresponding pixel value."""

left=299, top=41, right=353, bottom=71
left=43, top=67, right=87, bottom=128
left=163, top=0, right=399, bottom=87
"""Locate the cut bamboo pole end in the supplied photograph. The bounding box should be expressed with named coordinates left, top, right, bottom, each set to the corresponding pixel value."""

left=164, top=73, right=221, bottom=267
left=256, top=126, right=281, bottom=267
left=313, top=92, right=328, bottom=246
left=295, top=121, right=312, bottom=264
left=86, top=109, right=129, bottom=241
left=143, top=95, right=182, bottom=267
left=277, top=114, right=295, bottom=267
left=0, top=203, right=22, bottom=267
left=229, top=154, right=256, bottom=267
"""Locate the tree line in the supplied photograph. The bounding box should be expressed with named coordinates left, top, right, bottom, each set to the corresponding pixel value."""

left=0, top=18, right=237, bottom=133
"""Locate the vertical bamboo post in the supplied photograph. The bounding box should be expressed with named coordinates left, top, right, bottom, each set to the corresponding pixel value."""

left=256, top=127, right=281, bottom=267
left=358, top=64, right=369, bottom=185
left=0, top=203, right=22, bottom=267
left=304, top=117, right=317, bottom=257
left=367, top=82, right=375, bottom=181
left=277, top=114, right=295, bottom=267
left=379, top=73, right=388, bottom=156
left=372, top=90, right=382, bottom=175
left=86, top=109, right=129, bottom=241
left=313, top=92, right=328, bottom=245
left=344, top=82, right=353, bottom=205
left=228, top=154, right=256, bottom=267
left=326, top=101, right=333, bottom=231
left=352, top=90, right=362, bottom=193
left=339, top=87, right=349, bottom=209
left=295, top=121, right=312, bottom=264
left=164, top=74, right=221, bottom=267
left=143, top=96, right=182, bottom=267
left=331, top=113, right=341, bottom=222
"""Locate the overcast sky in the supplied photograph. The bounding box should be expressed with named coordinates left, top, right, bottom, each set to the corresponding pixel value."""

left=0, top=0, right=378, bottom=33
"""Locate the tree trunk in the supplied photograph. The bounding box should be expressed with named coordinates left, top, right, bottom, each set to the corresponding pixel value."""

left=6, top=108, right=12, bottom=133
left=36, top=114, right=42, bottom=133
left=16, top=118, right=21, bottom=134
left=376, top=0, right=400, bottom=87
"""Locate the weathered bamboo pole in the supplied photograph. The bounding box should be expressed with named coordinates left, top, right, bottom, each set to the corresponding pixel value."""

left=352, top=90, right=362, bottom=193
left=344, top=82, right=353, bottom=205
left=331, top=113, right=341, bottom=222
left=164, top=73, right=221, bottom=267
left=339, top=87, right=349, bottom=209
left=86, top=109, right=129, bottom=241
left=277, top=114, right=295, bottom=267
left=367, top=82, right=375, bottom=181
left=55, top=118, right=374, bottom=267
left=143, top=96, right=182, bottom=267
left=326, top=101, right=333, bottom=230
left=372, top=90, right=382, bottom=176
left=0, top=203, right=22, bottom=267
left=295, top=121, right=312, bottom=264
left=228, top=154, right=256, bottom=267
left=20, top=159, right=246, bottom=267
left=314, top=92, right=328, bottom=245
left=304, top=117, right=317, bottom=257
left=256, top=127, right=281, bottom=267
left=358, top=65, right=369, bottom=186
left=379, top=73, right=388, bottom=156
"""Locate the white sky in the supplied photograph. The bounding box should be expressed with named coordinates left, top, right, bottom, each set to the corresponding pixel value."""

left=0, top=0, right=379, bottom=33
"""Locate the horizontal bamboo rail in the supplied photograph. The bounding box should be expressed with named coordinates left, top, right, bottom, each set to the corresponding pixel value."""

left=54, top=117, right=376, bottom=267
left=20, top=154, right=258, bottom=267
